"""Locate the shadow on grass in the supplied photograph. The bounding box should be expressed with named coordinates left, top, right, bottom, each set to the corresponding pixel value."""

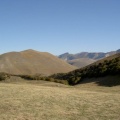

left=79, top=75, right=120, bottom=87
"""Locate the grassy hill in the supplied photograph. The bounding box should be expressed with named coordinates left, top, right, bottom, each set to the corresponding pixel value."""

left=0, top=49, right=76, bottom=75
left=51, top=53, right=120, bottom=86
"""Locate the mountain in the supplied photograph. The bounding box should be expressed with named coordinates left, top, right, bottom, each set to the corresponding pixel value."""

left=59, top=50, right=118, bottom=61
left=117, top=49, right=120, bottom=53
left=58, top=49, right=120, bottom=68
left=0, top=49, right=76, bottom=75
left=67, top=58, right=96, bottom=68
left=52, top=53, right=120, bottom=86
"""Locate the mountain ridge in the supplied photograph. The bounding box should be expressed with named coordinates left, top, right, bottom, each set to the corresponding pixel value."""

left=58, top=49, right=120, bottom=68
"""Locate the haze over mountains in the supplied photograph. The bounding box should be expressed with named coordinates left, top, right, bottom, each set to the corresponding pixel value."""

left=59, top=49, right=120, bottom=68
left=0, top=49, right=76, bottom=75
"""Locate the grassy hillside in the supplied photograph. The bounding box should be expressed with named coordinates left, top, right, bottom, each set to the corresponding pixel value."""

left=51, top=53, right=120, bottom=85
left=0, top=49, right=76, bottom=75
left=0, top=79, right=120, bottom=120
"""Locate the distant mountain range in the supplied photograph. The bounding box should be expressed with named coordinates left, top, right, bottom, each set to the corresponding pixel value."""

left=58, top=49, right=120, bottom=68
left=0, top=49, right=76, bottom=75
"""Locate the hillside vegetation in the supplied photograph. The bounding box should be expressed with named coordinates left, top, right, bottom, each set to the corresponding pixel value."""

left=51, top=53, right=120, bottom=85
left=0, top=72, right=10, bottom=81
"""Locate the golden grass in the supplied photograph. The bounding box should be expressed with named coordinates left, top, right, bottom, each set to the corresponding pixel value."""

left=0, top=79, right=120, bottom=120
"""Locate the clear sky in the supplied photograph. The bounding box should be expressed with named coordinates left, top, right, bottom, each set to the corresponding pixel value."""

left=0, top=0, right=120, bottom=55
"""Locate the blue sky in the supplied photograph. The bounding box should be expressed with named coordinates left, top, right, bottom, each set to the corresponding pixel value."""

left=0, top=0, right=120, bottom=55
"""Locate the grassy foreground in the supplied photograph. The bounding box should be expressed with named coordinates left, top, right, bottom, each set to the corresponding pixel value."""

left=0, top=79, right=120, bottom=120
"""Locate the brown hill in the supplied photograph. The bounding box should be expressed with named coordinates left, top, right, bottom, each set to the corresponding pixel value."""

left=68, top=58, right=95, bottom=68
left=0, top=49, right=76, bottom=75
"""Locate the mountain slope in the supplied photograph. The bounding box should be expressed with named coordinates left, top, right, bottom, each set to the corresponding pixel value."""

left=52, top=53, right=120, bottom=86
left=68, top=58, right=96, bottom=68
left=0, top=49, right=76, bottom=75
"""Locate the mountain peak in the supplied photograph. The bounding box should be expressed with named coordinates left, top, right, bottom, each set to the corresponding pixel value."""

left=21, top=49, right=38, bottom=52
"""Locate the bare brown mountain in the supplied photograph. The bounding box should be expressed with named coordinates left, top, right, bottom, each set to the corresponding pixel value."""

left=0, top=49, right=76, bottom=75
left=68, top=58, right=96, bottom=68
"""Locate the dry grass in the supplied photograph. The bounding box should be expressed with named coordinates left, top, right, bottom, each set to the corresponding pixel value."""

left=0, top=78, right=120, bottom=120
left=0, top=49, right=76, bottom=75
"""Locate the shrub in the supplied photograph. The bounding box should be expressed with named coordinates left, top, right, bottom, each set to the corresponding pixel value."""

left=0, top=72, right=10, bottom=81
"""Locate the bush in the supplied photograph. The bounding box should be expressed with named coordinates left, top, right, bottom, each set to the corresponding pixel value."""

left=18, top=74, right=45, bottom=80
left=0, top=72, right=10, bottom=81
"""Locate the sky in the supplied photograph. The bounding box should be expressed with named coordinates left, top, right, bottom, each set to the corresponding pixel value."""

left=0, top=0, right=120, bottom=55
